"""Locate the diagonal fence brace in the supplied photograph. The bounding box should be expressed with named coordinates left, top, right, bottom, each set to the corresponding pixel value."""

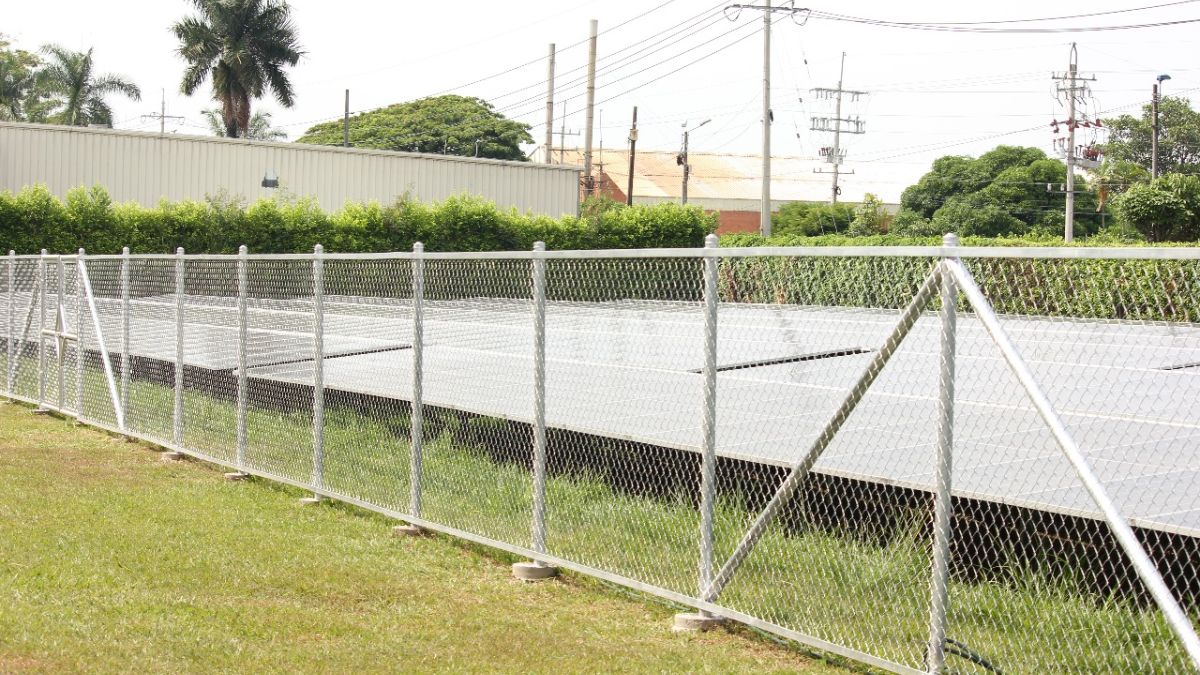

left=701, top=263, right=944, bottom=604
left=944, top=258, right=1200, bottom=669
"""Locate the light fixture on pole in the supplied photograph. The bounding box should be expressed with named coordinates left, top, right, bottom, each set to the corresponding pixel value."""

left=678, top=119, right=712, bottom=205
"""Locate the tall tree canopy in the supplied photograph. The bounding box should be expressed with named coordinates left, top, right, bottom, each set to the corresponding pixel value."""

left=1104, top=97, right=1200, bottom=176
left=173, top=0, right=303, bottom=139
left=896, top=145, right=1099, bottom=237
left=296, top=95, right=534, bottom=161
left=0, top=36, right=46, bottom=121
left=36, top=45, right=140, bottom=127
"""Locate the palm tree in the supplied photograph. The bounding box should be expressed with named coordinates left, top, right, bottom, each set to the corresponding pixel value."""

left=173, top=0, right=303, bottom=139
left=36, top=45, right=141, bottom=126
left=201, top=107, right=287, bottom=141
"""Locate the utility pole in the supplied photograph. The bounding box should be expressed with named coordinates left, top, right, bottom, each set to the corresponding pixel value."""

left=582, top=19, right=598, bottom=196
left=679, top=119, right=711, bottom=205
left=811, top=53, right=867, bottom=205
left=555, top=101, right=580, bottom=165
left=545, top=43, right=556, bottom=164
left=1152, top=84, right=1160, bottom=178
left=725, top=3, right=809, bottom=236
left=142, top=89, right=183, bottom=135
left=626, top=106, right=638, bottom=206
left=343, top=89, right=350, bottom=147
left=1052, top=43, right=1095, bottom=242
left=761, top=0, right=771, bottom=234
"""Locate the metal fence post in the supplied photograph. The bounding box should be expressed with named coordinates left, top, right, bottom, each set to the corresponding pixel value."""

left=36, top=250, right=47, bottom=411
left=513, top=241, right=557, bottom=580
left=301, top=245, right=326, bottom=503
left=395, top=242, right=426, bottom=536
left=675, top=233, right=724, bottom=629
left=75, top=249, right=85, bottom=422
left=56, top=255, right=65, bottom=413
left=226, top=246, right=250, bottom=481
left=5, top=250, right=13, bottom=396
left=164, top=247, right=185, bottom=460
left=926, top=233, right=958, bottom=673
left=120, top=247, right=130, bottom=429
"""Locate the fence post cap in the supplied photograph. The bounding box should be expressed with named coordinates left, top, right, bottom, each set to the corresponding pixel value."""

left=314, top=244, right=324, bottom=254
left=176, top=247, right=185, bottom=255
left=413, top=242, right=424, bottom=253
left=121, top=246, right=130, bottom=255
left=238, top=245, right=248, bottom=255
left=704, top=233, right=719, bottom=248
left=942, top=233, right=959, bottom=247
left=533, top=241, right=546, bottom=252
left=40, top=249, right=47, bottom=256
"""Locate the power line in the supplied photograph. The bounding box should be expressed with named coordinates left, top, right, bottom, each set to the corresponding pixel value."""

left=813, top=1, right=1200, bottom=27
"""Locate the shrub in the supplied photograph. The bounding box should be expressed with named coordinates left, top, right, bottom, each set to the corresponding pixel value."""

left=0, top=186, right=712, bottom=254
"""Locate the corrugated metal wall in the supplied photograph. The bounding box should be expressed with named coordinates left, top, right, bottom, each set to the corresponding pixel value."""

left=0, top=122, right=581, bottom=216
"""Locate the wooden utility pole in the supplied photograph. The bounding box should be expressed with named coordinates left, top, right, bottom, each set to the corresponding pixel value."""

left=582, top=20, right=599, bottom=195
left=626, top=106, right=638, bottom=206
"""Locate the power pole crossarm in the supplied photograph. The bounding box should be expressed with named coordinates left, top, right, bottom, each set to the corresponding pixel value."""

left=142, top=88, right=184, bottom=135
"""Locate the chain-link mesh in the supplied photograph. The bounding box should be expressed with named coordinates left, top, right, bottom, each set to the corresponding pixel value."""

left=1, top=247, right=1197, bottom=674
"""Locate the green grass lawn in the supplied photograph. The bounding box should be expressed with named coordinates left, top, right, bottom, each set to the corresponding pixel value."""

left=0, top=401, right=846, bottom=674
left=3, top=357, right=1194, bottom=673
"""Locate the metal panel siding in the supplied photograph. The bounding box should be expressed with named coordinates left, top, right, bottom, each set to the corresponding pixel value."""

left=0, top=122, right=580, bottom=217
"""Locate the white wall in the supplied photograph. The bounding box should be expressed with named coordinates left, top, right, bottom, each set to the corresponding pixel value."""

left=0, top=122, right=581, bottom=216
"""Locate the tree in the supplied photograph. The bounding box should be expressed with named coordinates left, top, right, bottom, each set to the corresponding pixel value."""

left=1089, top=159, right=1150, bottom=212
left=847, top=193, right=890, bottom=236
left=1104, top=97, right=1200, bottom=176
left=1113, top=173, right=1200, bottom=242
left=296, top=95, right=534, bottom=161
left=0, top=36, right=46, bottom=121
left=201, top=107, right=286, bottom=141
left=173, top=0, right=303, bottom=139
left=36, top=45, right=140, bottom=126
left=900, top=145, right=1100, bottom=237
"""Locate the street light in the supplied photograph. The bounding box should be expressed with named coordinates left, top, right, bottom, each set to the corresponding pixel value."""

left=1153, top=74, right=1171, bottom=178
left=679, top=119, right=712, bottom=205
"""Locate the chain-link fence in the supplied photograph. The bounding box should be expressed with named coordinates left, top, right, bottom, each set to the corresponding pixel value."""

left=3, top=240, right=1200, bottom=674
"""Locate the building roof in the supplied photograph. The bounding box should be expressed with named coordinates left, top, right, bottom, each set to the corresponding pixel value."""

left=533, top=147, right=880, bottom=205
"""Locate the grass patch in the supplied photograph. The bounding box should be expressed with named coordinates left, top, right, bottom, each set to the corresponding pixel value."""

left=4, top=358, right=1195, bottom=673
left=0, top=401, right=845, bottom=674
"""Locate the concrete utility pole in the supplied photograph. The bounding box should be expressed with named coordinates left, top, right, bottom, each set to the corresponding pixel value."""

left=761, top=0, right=771, bottom=234
left=1052, top=43, right=1095, bottom=242
left=582, top=19, right=599, bottom=196
left=1152, top=84, right=1160, bottom=178
left=679, top=119, right=711, bottom=205
left=142, top=89, right=183, bottom=135
left=726, top=3, right=809, bottom=236
left=343, top=89, right=350, bottom=147
left=626, top=106, right=638, bottom=206
left=811, top=53, right=867, bottom=204
left=545, top=44, right=556, bottom=164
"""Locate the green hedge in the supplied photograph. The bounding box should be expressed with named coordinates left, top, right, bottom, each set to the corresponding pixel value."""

left=716, top=233, right=1200, bottom=323
left=0, top=186, right=716, bottom=254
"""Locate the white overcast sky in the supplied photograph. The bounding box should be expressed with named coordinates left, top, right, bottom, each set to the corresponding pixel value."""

left=4, top=0, right=1198, bottom=201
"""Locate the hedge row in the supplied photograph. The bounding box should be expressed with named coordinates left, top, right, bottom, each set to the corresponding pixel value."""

left=0, top=186, right=716, bottom=255
left=716, top=233, right=1200, bottom=322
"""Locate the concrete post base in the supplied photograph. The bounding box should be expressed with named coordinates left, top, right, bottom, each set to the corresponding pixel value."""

left=298, top=495, right=324, bottom=506
left=160, top=451, right=185, bottom=462
left=672, top=612, right=725, bottom=632
left=512, top=561, right=559, bottom=581
left=223, top=472, right=250, bottom=481
left=392, top=524, right=426, bottom=537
